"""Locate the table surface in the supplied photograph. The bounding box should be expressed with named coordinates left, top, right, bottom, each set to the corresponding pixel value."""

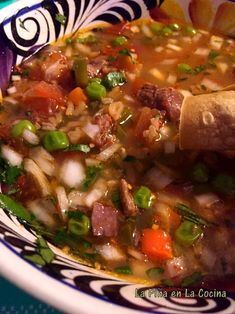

left=0, top=276, right=62, bottom=313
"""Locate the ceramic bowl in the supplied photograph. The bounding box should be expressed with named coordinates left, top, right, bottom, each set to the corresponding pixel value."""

left=0, top=1, right=235, bottom=313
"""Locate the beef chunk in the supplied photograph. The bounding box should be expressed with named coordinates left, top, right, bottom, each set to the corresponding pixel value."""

left=93, top=113, right=115, bottom=148
left=137, top=83, right=183, bottom=121
left=87, top=56, right=108, bottom=78
left=120, top=179, right=138, bottom=217
left=92, top=202, right=119, bottom=237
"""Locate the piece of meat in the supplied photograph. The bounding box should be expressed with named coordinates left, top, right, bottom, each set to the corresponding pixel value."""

left=137, top=83, right=184, bottom=121
left=120, top=179, right=138, bottom=216
left=87, top=56, right=108, bottom=78
left=93, top=113, right=115, bottom=148
left=92, top=202, right=119, bottom=237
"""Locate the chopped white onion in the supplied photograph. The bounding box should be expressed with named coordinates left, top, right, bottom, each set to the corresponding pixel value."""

left=130, top=25, right=140, bottom=33
left=24, top=158, right=51, bottom=196
left=55, top=186, right=69, bottom=220
left=22, top=129, right=39, bottom=145
left=84, top=178, right=107, bottom=207
left=160, top=59, right=178, bottom=66
left=164, top=141, right=176, bottom=154
left=7, top=86, right=17, bottom=95
left=1, top=145, right=23, bottom=166
left=210, top=35, right=223, bottom=50
left=166, top=44, right=182, bottom=52
left=194, top=47, right=209, bottom=56
left=166, top=73, right=177, bottom=85
left=85, top=158, right=101, bottom=167
left=11, top=75, right=21, bottom=81
left=96, top=243, right=125, bottom=262
left=141, top=25, right=153, bottom=38
left=27, top=199, right=56, bottom=228
left=59, top=159, right=85, bottom=188
left=194, top=193, right=219, bottom=208
left=155, top=46, right=164, bottom=53
left=149, top=68, right=165, bottom=81
left=215, top=61, right=228, bottom=74
left=96, top=143, right=121, bottom=161
left=145, top=167, right=173, bottom=190
left=127, top=247, right=145, bottom=261
left=159, top=125, right=172, bottom=139
left=82, top=122, right=99, bottom=139
left=201, top=78, right=223, bottom=91
left=29, top=147, right=55, bottom=176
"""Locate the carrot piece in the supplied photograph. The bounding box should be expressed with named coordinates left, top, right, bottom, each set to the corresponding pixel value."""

left=68, top=87, right=87, bottom=105
left=141, top=228, right=173, bottom=262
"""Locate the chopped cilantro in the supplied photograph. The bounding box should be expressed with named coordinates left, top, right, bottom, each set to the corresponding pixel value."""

left=81, top=166, right=101, bottom=191
left=55, top=13, right=67, bottom=25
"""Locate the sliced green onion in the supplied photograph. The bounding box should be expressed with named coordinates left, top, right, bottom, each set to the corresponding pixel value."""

left=102, top=71, right=126, bottom=90
left=119, top=48, right=132, bottom=57
left=133, top=186, right=152, bottom=209
left=191, top=163, right=209, bottom=183
left=212, top=174, right=235, bottom=195
left=112, top=36, right=128, bottom=46
left=64, top=144, right=90, bottom=153
left=181, top=272, right=203, bottom=287
left=175, top=221, right=203, bottom=247
left=43, top=131, right=69, bottom=152
left=11, top=120, right=36, bottom=138
left=73, top=57, right=88, bottom=88
left=39, top=248, right=55, bottom=264
left=114, top=265, right=133, bottom=275
left=86, top=82, right=106, bottom=100
left=177, top=63, right=193, bottom=74
left=55, top=13, right=67, bottom=25
left=0, top=194, right=33, bottom=223
left=146, top=267, right=164, bottom=279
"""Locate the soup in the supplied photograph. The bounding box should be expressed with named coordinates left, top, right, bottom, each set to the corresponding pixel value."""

left=1, top=17, right=235, bottom=288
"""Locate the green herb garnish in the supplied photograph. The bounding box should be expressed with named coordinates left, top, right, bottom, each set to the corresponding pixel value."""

left=146, top=267, right=164, bottom=279
left=81, top=166, right=101, bottom=191
left=181, top=272, right=203, bottom=287
left=102, top=72, right=126, bottom=90
left=55, top=13, right=67, bottom=25
left=174, top=203, right=211, bottom=227
left=114, top=265, right=133, bottom=275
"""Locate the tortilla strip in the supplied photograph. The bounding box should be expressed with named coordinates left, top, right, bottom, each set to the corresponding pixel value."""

left=179, top=91, right=235, bottom=150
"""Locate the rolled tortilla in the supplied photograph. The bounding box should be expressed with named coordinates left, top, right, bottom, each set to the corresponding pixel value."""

left=179, top=91, right=235, bottom=150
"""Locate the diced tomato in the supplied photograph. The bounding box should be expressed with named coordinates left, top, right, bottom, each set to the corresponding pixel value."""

left=22, top=81, right=65, bottom=115
left=130, top=77, right=147, bottom=95
left=113, top=55, right=137, bottom=72
left=141, top=228, right=173, bottom=262
left=103, top=22, right=127, bottom=35
left=16, top=175, right=26, bottom=189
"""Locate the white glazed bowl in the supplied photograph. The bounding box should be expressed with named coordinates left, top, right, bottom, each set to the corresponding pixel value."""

left=0, top=1, right=235, bottom=313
